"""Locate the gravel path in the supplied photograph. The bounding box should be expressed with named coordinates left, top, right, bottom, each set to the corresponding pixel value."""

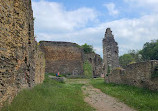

left=67, top=79, right=136, bottom=111
left=82, top=84, right=136, bottom=111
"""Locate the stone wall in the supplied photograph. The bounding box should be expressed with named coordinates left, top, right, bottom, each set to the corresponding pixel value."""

left=103, top=28, right=119, bottom=75
left=0, top=0, right=45, bottom=107
left=106, top=60, right=158, bottom=90
left=35, top=45, right=45, bottom=84
left=40, top=41, right=84, bottom=76
left=84, top=53, right=103, bottom=77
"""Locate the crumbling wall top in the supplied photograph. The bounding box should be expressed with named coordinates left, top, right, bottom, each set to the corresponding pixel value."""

left=39, top=41, right=81, bottom=48
left=104, top=28, right=114, bottom=38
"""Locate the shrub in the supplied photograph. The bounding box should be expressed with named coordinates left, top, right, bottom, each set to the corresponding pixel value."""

left=83, top=61, right=93, bottom=78
left=81, top=43, right=94, bottom=54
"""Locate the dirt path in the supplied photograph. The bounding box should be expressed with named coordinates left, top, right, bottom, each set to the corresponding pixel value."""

left=67, top=79, right=136, bottom=111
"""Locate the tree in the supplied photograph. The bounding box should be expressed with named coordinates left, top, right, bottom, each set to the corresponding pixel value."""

left=81, top=43, right=94, bottom=54
left=119, top=54, right=135, bottom=68
left=140, top=40, right=158, bottom=60
left=119, top=39, right=158, bottom=68
left=128, top=50, right=142, bottom=62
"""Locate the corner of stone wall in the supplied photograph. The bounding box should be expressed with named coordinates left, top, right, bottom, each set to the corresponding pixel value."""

left=35, top=45, right=45, bottom=84
left=105, top=67, right=125, bottom=84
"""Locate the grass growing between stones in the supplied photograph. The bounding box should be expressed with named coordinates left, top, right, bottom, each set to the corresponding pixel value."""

left=2, top=76, right=94, bottom=111
left=90, top=78, right=158, bottom=111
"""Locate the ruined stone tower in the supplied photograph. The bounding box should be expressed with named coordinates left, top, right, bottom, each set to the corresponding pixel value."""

left=103, top=28, right=119, bottom=74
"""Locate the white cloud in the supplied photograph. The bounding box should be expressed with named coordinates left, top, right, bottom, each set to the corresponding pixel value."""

left=32, top=1, right=158, bottom=57
left=32, top=1, right=97, bottom=32
left=124, top=0, right=158, bottom=12
left=36, top=14, right=158, bottom=56
left=104, top=14, right=158, bottom=41
left=104, top=3, right=119, bottom=16
left=101, top=14, right=158, bottom=55
left=125, top=0, right=158, bottom=4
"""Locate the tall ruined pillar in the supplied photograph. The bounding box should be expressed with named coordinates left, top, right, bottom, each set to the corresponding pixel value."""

left=103, top=28, right=119, bottom=76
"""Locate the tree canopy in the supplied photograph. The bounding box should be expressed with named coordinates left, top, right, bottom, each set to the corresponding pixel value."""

left=119, top=54, right=135, bottom=68
left=119, top=39, right=158, bottom=68
left=81, top=43, right=94, bottom=54
left=140, top=40, right=158, bottom=60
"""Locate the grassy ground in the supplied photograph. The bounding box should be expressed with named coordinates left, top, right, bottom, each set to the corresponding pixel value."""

left=2, top=75, right=94, bottom=111
left=90, top=78, right=158, bottom=111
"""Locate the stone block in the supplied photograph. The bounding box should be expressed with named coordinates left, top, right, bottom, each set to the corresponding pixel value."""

left=49, top=75, right=66, bottom=83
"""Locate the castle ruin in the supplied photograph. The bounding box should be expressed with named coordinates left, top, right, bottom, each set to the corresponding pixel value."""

left=0, top=0, right=45, bottom=107
left=1, top=0, right=158, bottom=109
left=107, top=60, right=158, bottom=90
left=103, top=29, right=158, bottom=91
left=83, top=53, right=103, bottom=77
left=102, top=28, right=119, bottom=75
left=40, top=41, right=84, bottom=76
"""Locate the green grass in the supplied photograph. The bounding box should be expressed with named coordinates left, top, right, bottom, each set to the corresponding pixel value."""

left=90, top=78, right=158, bottom=111
left=2, top=75, right=94, bottom=111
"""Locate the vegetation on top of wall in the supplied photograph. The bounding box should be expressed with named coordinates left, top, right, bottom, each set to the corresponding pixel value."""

left=81, top=43, right=94, bottom=54
left=83, top=60, right=93, bottom=78
left=114, top=67, right=123, bottom=70
left=119, top=39, right=158, bottom=68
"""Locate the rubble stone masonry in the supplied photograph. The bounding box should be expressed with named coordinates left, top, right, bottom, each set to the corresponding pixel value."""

left=40, top=41, right=84, bottom=76
left=103, top=28, right=119, bottom=75
left=0, top=0, right=45, bottom=107
left=106, top=60, right=158, bottom=91
left=83, top=53, right=103, bottom=77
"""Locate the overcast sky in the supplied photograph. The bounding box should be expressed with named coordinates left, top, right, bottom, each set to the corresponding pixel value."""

left=32, top=0, right=158, bottom=57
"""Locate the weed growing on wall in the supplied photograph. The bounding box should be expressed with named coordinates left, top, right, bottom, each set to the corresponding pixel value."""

left=83, top=61, right=93, bottom=78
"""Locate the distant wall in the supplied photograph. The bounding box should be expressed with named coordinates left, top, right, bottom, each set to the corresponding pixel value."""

left=40, top=41, right=84, bottom=75
left=106, top=60, right=158, bottom=90
left=83, top=53, right=103, bottom=77
left=0, top=0, right=45, bottom=107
